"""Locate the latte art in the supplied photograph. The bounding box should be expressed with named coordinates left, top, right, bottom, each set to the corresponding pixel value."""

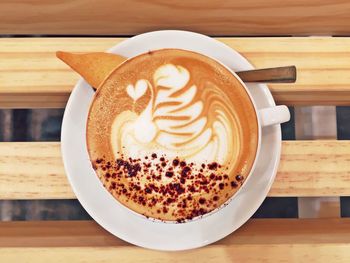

left=87, top=49, right=259, bottom=221
left=111, top=64, right=238, bottom=167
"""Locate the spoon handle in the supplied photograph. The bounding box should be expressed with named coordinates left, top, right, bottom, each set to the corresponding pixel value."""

left=237, top=66, right=296, bottom=83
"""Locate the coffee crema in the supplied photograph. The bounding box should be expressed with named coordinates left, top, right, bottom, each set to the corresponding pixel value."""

left=87, top=49, right=258, bottom=221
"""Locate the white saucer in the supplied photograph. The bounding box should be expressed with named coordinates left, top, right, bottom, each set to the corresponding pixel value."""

left=61, top=30, right=282, bottom=251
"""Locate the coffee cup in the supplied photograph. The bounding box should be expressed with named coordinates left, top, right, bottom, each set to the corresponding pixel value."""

left=86, top=48, right=290, bottom=222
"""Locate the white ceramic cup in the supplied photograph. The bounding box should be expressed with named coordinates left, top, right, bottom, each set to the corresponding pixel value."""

left=85, top=48, right=291, bottom=222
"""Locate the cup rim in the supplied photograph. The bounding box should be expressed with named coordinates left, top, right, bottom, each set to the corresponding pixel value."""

left=87, top=47, right=263, bottom=223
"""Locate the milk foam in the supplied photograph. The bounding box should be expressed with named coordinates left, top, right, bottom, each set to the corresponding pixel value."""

left=111, top=63, right=236, bottom=165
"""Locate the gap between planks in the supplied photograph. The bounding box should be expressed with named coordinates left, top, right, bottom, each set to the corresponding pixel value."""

left=1, top=140, right=350, bottom=199
left=1, top=37, right=350, bottom=108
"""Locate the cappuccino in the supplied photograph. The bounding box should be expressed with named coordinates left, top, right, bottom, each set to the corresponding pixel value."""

left=87, top=49, right=258, bottom=221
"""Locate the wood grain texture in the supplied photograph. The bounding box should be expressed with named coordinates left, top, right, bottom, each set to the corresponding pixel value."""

left=1, top=141, right=350, bottom=199
left=1, top=0, right=350, bottom=36
left=1, top=219, right=350, bottom=262
left=2, top=219, right=350, bottom=247
left=1, top=37, right=350, bottom=108
left=2, top=245, right=350, bottom=263
left=0, top=142, right=74, bottom=199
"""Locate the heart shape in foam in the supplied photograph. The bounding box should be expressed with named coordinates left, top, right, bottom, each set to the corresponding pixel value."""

left=126, top=79, right=148, bottom=101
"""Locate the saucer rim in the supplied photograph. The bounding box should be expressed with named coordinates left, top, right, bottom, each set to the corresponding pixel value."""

left=61, top=30, right=281, bottom=251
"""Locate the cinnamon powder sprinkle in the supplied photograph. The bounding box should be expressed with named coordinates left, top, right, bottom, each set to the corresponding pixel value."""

left=92, top=154, right=241, bottom=222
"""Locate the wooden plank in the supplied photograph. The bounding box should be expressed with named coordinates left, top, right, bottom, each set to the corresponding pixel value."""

left=0, top=142, right=74, bottom=199
left=1, top=219, right=350, bottom=262
left=2, top=219, right=350, bottom=247
left=0, top=221, right=124, bottom=247
left=0, top=0, right=350, bottom=36
left=273, top=140, right=350, bottom=196
left=2, top=245, right=350, bottom=263
left=1, top=37, right=350, bottom=108
left=1, top=140, right=350, bottom=199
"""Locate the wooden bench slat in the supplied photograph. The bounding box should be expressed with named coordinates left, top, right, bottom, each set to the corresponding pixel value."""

left=2, top=219, right=349, bottom=247
left=1, top=141, right=350, bottom=199
left=1, top=0, right=350, bottom=36
left=1, top=37, right=350, bottom=108
left=0, top=142, right=73, bottom=199
left=0, top=220, right=124, bottom=247
left=2, top=245, right=349, bottom=263
left=1, top=219, right=350, bottom=262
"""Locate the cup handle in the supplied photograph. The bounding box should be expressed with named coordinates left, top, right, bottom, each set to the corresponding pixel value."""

left=258, top=105, right=290, bottom=127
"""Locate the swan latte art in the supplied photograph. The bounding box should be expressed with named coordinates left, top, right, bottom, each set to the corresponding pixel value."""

left=87, top=49, right=258, bottom=221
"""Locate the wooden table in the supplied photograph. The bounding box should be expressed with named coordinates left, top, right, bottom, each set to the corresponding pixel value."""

left=1, top=1, right=350, bottom=262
